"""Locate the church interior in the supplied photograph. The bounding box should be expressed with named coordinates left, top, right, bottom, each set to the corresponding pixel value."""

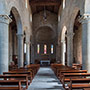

left=0, top=0, right=90, bottom=90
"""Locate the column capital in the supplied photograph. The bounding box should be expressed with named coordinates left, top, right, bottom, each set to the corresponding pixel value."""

left=25, top=41, right=31, bottom=44
left=79, top=14, right=90, bottom=24
left=0, top=15, right=12, bottom=24
left=61, top=40, right=65, bottom=43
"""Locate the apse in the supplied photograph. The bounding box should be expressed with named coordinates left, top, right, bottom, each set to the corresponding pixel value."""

left=36, top=26, right=56, bottom=43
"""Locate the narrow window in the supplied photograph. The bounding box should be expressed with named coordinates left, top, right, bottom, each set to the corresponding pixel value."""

left=51, top=45, right=54, bottom=54
left=63, top=0, right=66, bottom=9
left=37, top=44, right=40, bottom=54
left=44, top=44, right=47, bottom=54
left=25, top=0, right=28, bottom=8
left=24, top=43, right=26, bottom=53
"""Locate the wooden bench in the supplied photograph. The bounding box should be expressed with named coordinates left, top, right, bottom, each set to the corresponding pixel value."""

left=61, top=73, right=90, bottom=89
left=83, top=88, right=90, bottom=90
left=0, top=74, right=28, bottom=89
left=59, top=70, right=87, bottom=78
left=10, top=68, right=34, bottom=78
left=72, top=63, right=82, bottom=70
left=26, top=64, right=40, bottom=75
left=56, top=67, right=75, bottom=76
left=3, top=71, right=32, bottom=83
left=67, top=78, right=90, bottom=90
left=0, top=80, right=25, bottom=90
left=51, top=64, right=75, bottom=76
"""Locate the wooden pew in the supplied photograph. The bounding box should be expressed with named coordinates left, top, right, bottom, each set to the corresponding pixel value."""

left=56, top=67, right=75, bottom=76
left=51, top=64, right=63, bottom=74
left=0, top=80, right=25, bottom=90
left=3, top=71, right=32, bottom=83
left=51, top=64, right=75, bottom=76
left=61, top=73, right=90, bottom=88
left=59, top=70, right=87, bottom=78
left=7, top=64, right=40, bottom=81
left=72, top=63, right=82, bottom=70
left=83, top=88, right=90, bottom=90
left=0, top=74, right=28, bottom=89
left=26, top=64, right=40, bottom=75
left=67, top=78, right=90, bottom=90
left=10, top=68, right=34, bottom=78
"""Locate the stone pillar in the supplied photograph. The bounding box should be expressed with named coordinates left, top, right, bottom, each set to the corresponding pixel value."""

left=67, top=32, right=74, bottom=67
left=56, top=44, right=61, bottom=63
left=17, top=34, right=24, bottom=68
left=61, top=41, right=66, bottom=65
left=31, top=43, right=35, bottom=64
left=26, top=42, right=30, bottom=65
left=0, top=15, right=11, bottom=74
left=80, top=14, right=90, bottom=72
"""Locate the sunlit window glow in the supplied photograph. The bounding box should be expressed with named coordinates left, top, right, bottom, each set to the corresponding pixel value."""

left=44, top=45, right=47, bottom=54
left=26, top=0, right=28, bottom=8
left=24, top=43, right=26, bottom=53
left=51, top=45, right=54, bottom=54
left=63, top=0, right=66, bottom=9
left=37, top=44, right=40, bottom=54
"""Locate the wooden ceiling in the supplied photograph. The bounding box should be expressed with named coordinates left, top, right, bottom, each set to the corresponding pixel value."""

left=29, top=0, right=62, bottom=15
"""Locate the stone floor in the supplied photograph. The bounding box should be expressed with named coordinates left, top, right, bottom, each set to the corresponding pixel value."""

left=28, top=67, right=65, bottom=90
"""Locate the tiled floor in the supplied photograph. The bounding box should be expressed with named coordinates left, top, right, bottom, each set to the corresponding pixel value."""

left=28, top=67, right=65, bottom=90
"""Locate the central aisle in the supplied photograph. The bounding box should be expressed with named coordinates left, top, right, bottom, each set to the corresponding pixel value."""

left=28, top=67, right=65, bottom=90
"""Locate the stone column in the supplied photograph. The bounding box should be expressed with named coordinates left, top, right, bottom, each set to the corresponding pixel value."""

left=26, top=42, right=30, bottom=65
left=67, top=32, right=74, bottom=67
left=17, top=34, right=24, bottom=68
left=31, top=43, right=35, bottom=64
left=61, top=41, right=66, bottom=65
left=56, top=44, right=61, bottom=63
left=0, top=15, right=11, bottom=74
left=80, top=14, right=90, bottom=72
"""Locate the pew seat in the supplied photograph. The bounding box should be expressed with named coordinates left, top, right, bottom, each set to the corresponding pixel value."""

left=0, top=80, right=26, bottom=90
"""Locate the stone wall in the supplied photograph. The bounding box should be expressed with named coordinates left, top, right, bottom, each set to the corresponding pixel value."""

left=73, top=25, right=82, bottom=64
left=57, top=0, right=85, bottom=65
left=32, top=10, right=58, bottom=63
left=0, top=0, right=32, bottom=41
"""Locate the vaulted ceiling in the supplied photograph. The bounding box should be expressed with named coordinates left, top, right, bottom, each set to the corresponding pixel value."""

left=29, top=0, right=62, bottom=15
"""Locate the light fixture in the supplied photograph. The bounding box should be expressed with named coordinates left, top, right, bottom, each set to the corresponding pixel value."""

left=43, top=6, right=47, bottom=21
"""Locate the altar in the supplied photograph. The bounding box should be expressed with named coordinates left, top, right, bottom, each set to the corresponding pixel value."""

left=40, top=60, right=50, bottom=66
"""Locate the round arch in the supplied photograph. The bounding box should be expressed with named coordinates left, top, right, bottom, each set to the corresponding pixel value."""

left=9, top=7, right=24, bottom=68
left=69, top=8, right=80, bottom=31
left=10, top=7, right=23, bottom=34
left=35, top=26, right=56, bottom=43
left=35, top=25, right=55, bottom=34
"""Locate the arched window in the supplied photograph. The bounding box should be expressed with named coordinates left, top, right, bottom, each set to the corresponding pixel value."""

left=37, top=44, right=40, bottom=54
left=24, top=43, right=26, bottom=53
left=63, top=0, right=66, bottom=9
left=51, top=45, right=54, bottom=54
left=44, top=44, right=47, bottom=54
left=25, top=0, right=28, bottom=8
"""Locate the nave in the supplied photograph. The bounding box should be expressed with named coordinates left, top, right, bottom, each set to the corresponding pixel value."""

left=28, top=67, right=64, bottom=90
left=0, top=0, right=90, bottom=90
